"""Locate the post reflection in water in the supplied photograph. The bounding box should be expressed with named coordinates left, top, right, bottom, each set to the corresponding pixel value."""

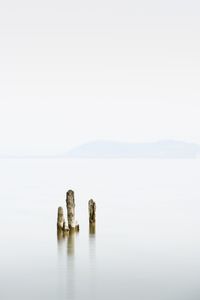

left=89, top=223, right=96, bottom=260
left=67, top=230, right=76, bottom=256
left=66, top=231, right=76, bottom=300
left=57, top=229, right=67, bottom=299
left=56, top=226, right=97, bottom=300
left=57, top=229, right=77, bottom=300
left=89, top=223, right=96, bottom=299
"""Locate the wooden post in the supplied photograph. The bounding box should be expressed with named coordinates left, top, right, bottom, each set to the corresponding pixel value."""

left=66, top=190, right=79, bottom=231
left=88, top=199, right=96, bottom=224
left=57, top=206, right=64, bottom=230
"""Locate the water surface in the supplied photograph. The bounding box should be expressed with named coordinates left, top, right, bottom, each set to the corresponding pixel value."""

left=1, top=159, right=200, bottom=299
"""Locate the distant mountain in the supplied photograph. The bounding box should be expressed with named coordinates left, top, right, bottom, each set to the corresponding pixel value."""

left=66, top=140, right=200, bottom=158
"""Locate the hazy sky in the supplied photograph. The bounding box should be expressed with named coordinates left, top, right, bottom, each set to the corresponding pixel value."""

left=0, top=0, right=200, bottom=155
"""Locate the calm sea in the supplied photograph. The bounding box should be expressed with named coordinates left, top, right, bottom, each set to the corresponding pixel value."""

left=1, top=158, right=200, bottom=300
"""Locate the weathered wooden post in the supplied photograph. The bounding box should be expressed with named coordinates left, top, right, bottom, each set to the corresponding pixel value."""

left=57, top=206, right=64, bottom=230
left=66, top=190, right=79, bottom=231
left=57, top=206, right=69, bottom=239
left=66, top=190, right=75, bottom=230
left=88, top=199, right=96, bottom=224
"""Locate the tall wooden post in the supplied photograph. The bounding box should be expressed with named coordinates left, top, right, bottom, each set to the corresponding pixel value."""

left=66, top=190, right=76, bottom=230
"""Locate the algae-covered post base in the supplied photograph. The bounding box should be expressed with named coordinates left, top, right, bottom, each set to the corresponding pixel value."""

left=57, top=228, right=69, bottom=240
left=88, top=199, right=96, bottom=224
left=66, top=190, right=79, bottom=232
left=89, top=223, right=96, bottom=235
left=68, top=223, right=80, bottom=233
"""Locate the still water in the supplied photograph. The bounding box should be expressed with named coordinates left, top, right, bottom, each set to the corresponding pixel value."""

left=0, top=158, right=200, bottom=300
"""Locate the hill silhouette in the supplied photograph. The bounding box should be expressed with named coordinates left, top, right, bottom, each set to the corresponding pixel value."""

left=66, top=140, right=200, bottom=158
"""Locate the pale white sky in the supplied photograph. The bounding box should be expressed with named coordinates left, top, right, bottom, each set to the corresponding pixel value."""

left=0, top=0, right=200, bottom=155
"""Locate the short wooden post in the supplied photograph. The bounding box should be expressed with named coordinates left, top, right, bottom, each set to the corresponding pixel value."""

left=57, top=206, right=64, bottom=230
left=88, top=199, right=96, bottom=224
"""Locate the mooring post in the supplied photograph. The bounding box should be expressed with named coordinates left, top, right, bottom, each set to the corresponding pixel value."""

left=57, top=206, right=64, bottom=230
left=88, top=199, right=96, bottom=224
left=66, top=190, right=76, bottom=230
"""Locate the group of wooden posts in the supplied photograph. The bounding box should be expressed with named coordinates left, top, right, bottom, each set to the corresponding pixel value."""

left=57, top=190, right=96, bottom=234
